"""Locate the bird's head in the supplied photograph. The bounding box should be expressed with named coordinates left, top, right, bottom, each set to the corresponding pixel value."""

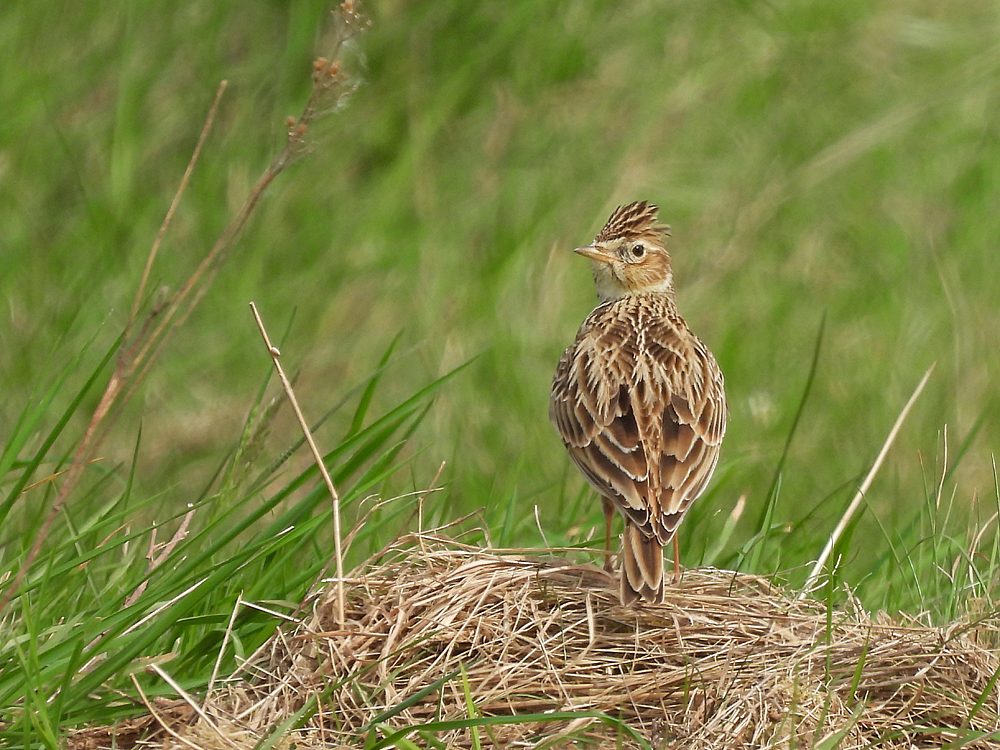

left=575, top=201, right=673, bottom=302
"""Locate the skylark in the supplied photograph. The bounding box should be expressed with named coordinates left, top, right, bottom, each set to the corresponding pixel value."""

left=549, top=201, right=727, bottom=605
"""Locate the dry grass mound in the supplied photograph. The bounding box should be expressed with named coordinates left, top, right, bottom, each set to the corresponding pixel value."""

left=77, top=535, right=999, bottom=749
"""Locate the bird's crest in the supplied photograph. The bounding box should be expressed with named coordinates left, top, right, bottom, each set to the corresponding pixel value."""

left=594, top=201, right=670, bottom=244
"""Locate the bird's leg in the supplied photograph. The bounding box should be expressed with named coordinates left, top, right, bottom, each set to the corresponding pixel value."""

left=672, top=536, right=682, bottom=583
left=601, top=496, right=615, bottom=573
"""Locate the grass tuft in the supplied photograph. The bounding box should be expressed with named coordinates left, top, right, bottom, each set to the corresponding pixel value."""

left=69, top=537, right=998, bottom=749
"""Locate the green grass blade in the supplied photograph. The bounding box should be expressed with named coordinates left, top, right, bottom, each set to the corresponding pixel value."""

left=0, top=333, right=120, bottom=526
left=753, top=312, right=824, bottom=528
left=349, top=332, right=402, bottom=437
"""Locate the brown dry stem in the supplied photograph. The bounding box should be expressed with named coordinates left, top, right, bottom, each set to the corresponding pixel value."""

left=249, top=301, right=345, bottom=625
left=801, top=364, right=936, bottom=598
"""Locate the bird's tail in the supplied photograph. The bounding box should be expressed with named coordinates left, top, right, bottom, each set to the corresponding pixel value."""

left=621, top=524, right=664, bottom=605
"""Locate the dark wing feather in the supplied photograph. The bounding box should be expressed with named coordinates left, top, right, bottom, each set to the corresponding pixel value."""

left=644, top=320, right=726, bottom=542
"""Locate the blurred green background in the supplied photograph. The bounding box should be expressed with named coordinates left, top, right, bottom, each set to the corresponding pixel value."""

left=2, top=0, right=998, bottom=604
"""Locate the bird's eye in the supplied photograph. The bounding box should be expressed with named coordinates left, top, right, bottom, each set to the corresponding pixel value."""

left=630, top=244, right=645, bottom=259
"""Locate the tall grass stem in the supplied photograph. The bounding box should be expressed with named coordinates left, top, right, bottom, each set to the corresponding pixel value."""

left=250, top=301, right=345, bottom=624
left=800, top=364, right=936, bottom=598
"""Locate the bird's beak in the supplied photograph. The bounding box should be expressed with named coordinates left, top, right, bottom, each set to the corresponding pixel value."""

left=573, top=245, right=617, bottom=264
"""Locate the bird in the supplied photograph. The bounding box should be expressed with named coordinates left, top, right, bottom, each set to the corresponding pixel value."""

left=549, top=201, right=726, bottom=605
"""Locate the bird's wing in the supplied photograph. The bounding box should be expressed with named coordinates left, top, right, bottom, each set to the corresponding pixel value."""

left=639, top=314, right=726, bottom=542
left=549, top=302, right=726, bottom=543
left=550, top=304, right=650, bottom=513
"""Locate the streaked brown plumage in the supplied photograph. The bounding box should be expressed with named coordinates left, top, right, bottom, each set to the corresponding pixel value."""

left=549, top=201, right=726, bottom=605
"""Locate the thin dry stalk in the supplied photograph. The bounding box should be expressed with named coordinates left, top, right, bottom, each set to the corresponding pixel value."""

left=417, top=461, right=447, bottom=543
left=128, top=80, right=228, bottom=330
left=249, top=301, right=345, bottom=625
left=208, top=594, right=245, bottom=699
left=800, top=364, right=936, bottom=597
left=130, top=675, right=203, bottom=750
left=152, top=664, right=243, bottom=750
left=123, top=507, right=197, bottom=608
